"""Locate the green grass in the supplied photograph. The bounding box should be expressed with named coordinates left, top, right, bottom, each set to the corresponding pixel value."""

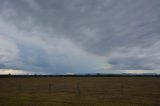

left=0, top=94, right=151, bottom=106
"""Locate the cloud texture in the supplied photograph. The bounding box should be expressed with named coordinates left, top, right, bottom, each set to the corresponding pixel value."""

left=0, top=0, right=160, bottom=74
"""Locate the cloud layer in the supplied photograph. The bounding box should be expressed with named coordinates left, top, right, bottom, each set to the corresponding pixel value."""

left=0, top=0, right=160, bottom=74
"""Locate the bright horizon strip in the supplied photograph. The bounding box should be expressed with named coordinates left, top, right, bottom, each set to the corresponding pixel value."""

left=0, top=69, right=158, bottom=75
left=0, top=69, right=33, bottom=75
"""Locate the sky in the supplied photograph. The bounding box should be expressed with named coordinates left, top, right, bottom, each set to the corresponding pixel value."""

left=0, top=0, right=160, bottom=74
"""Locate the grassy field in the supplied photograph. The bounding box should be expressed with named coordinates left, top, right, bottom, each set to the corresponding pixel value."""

left=0, top=77, right=160, bottom=106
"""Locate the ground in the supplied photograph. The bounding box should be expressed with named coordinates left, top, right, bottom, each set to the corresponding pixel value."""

left=0, top=77, right=159, bottom=106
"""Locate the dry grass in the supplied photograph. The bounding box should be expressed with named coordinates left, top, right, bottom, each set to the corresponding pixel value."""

left=0, top=77, right=160, bottom=106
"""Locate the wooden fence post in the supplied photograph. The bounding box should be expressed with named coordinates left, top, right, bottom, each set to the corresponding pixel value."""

left=18, top=82, right=22, bottom=93
left=121, top=83, right=124, bottom=96
left=76, top=83, right=81, bottom=96
left=49, top=83, right=52, bottom=94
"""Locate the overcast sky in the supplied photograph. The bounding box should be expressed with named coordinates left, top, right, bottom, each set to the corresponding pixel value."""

left=0, top=0, right=160, bottom=74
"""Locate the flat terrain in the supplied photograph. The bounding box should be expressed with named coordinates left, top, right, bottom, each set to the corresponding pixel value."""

left=0, top=77, right=160, bottom=106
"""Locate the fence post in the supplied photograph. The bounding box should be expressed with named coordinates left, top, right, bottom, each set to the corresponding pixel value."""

left=76, top=83, right=81, bottom=96
left=121, top=83, right=124, bottom=97
left=49, top=83, right=52, bottom=94
left=18, top=82, right=22, bottom=93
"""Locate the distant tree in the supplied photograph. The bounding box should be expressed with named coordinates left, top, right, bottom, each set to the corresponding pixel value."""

left=8, top=73, right=11, bottom=76
left=96, top=73, right=100, bottom=76
left=34, top=74, right=37, bottom=77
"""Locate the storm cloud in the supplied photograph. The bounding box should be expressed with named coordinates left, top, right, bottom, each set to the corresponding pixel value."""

left=0, top=0, right=160, bottom=74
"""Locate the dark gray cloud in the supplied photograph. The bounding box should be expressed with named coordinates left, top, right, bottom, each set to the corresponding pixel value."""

left=0, top=63, right=5, bottom=69
left=2, top=0, right=160, bottom=53
left=0, top=0, right=160, bottom=74
left=108, top=57, right=155, bottom=70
